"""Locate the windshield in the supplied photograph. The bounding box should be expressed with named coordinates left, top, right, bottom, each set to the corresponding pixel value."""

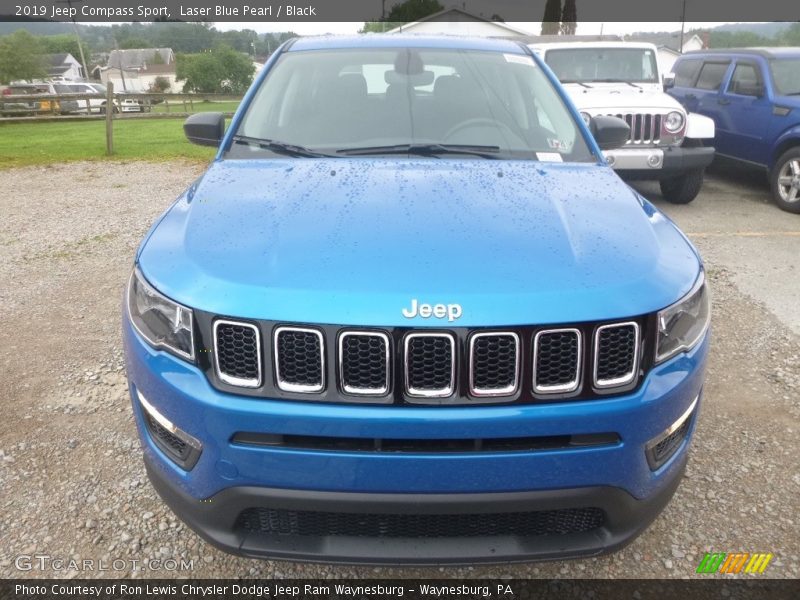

left=234, top=48, right=594, bottom=161
left=545, top=47, right=659, bottom=84
left=90, top=84, right=107, bottom=93
left=770, top=58, right=800, bottom=95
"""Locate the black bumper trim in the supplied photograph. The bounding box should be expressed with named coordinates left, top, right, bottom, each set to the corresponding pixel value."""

left=144, top=455, right=686, bottom=565
left=618, top=145, right=715, bottom=180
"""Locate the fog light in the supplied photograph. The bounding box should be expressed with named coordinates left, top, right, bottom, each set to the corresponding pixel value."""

left=605, top=153, right=616, bottom=166
left=138, top=389, right=202, bottom=469
left=648, top=153, right=662, bottom=167
left=645, top=395, right=698, bottom=470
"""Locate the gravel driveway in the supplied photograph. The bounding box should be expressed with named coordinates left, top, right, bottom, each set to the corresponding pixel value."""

left=0, top=161, right=798, bottom=579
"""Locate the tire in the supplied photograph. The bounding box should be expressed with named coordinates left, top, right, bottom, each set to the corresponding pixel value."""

left=770, top=147, right=800, bottom=214
left=659, top=168, right=705, bottom=204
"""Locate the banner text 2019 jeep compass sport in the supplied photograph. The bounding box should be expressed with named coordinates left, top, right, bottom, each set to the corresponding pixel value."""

left=123, top=35, right=710, bottom=564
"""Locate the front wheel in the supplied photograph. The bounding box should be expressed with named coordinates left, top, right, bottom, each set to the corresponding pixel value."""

left=770, top=147, right=800, bottom=214
left=659, top=168, right=704, bottom=204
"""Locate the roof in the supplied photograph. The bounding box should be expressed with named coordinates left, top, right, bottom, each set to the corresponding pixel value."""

left=625, top=33, right=702, bottom=53
left=530, top=41, right=658, bottom=51
left=289, top=34, right=527, bottom=53
left=45, top=53, right=70, bottom=66
left=107, top=48, right=173, bottom=69
left=513, top=34, right=622, bottom=44
left=386, top=8, right=530, bottom=36
left=682, top=47, right=800, bottom=59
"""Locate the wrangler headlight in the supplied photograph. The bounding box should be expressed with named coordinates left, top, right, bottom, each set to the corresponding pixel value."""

left=128, top=267, right=195, bottom=361
left=656, top=271, right=710, bottom=363
left=664, top=111, right=685, bottom=133
left=579, top=111, right=592, bottom=127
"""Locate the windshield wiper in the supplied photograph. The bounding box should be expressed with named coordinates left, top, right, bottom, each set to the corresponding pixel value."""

left=337, top=143, right=501, bottom=159
left=561, top=80, right=593, bottom=89
left=232, top=135, right=336, bottom=158
left=592, top=79, right=644, bottom=90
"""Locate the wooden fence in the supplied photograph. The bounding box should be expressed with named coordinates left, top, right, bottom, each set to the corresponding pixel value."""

left=0, top=82, right=242, bottom=155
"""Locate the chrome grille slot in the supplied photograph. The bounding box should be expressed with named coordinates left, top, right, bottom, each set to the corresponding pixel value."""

left=213, top=320, right=262, bottom=388
left=611, top=113, right=662, bottom=146
left=593, top=322, right=639, bottom=388
left=404, top=333, right=455, bottom=398
left=469, top=332, right=519, bottom=397
left=533, top=328, right=581, bottom=394
left=339, top=332, right=390, bottom=395
left=274, top=326, right=325, bottom=393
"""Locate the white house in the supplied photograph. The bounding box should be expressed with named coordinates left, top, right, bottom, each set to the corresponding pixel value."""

left=45, top=53, right=84, bottom=81
left=100, top=48, right=178, bottom=92
left=386, top=8, right=530, bottom=37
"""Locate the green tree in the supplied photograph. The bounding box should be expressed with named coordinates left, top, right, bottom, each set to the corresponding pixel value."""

left=148, top=75, right=171, bottom=93
left=41, top=34, right=87, bottom=58
left=540, top=0, right=561, bottom=35
left=359, top=22, right=405, bottom=33
left=120, top=37, right=150, bottom=50
left=0, top=30, right=46, bottom=84
left=176, top=45, right=254, bottom=94
left=779, top=23, right=800, bottom=45
left=386, top=0, right=443, bottom=21
left=560, top=0, right=577, bottom=35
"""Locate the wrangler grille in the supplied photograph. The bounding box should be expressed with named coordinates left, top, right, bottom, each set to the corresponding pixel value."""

left=610, top=113, right=663, bottom=145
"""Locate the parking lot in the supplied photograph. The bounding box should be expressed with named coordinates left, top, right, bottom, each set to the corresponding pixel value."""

left=0, top=159, right=798, bottom=579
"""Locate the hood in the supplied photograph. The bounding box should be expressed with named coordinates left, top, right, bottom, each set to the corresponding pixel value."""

left=138, top=159, right=700, bottom=327
left=562, top=83, right=684, bottom=113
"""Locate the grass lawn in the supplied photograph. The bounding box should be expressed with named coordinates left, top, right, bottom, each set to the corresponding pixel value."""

left=150, top=100, right=240, bottom=114
left=0, top=118, right=216, bottom=169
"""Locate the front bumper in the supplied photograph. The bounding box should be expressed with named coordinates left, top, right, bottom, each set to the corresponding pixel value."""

left=124, top=316, right=708, bottom=563
left=608, top=145, right=715, bottom=177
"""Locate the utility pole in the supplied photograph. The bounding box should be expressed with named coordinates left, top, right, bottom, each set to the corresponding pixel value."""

left=55, top=0, right=89, bottom=80
left=679, top=0, right=687, bottom=53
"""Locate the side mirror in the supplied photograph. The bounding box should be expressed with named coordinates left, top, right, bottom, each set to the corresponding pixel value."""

left=184, top=112, right=225, bottom=147
left=590, top=115, right=631, bottom=150
left=663, top=73, right=675, bottom=91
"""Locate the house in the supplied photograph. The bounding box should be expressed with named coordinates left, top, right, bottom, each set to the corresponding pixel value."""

left=45, top=53, right=84, bottom=81
left=386, top=7, right=530, bottom=37
left=625, top=33, right=706, bottom=73
left=100, top=48, right=178, bottom=92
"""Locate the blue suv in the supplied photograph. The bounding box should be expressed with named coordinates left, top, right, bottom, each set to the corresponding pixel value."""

left=123, top=35, right=710, bottom=564
left=668, top=47, right=800, bottom=213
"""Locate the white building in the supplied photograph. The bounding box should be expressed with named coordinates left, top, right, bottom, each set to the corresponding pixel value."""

left=45, top=53, right=84, bottom=81
left=100, top=48, right=178, bottom=92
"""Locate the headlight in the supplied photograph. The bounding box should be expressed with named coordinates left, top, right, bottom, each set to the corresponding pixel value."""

left=128, top=268, right=195, bottom=361
left=656, top=271, right=710, bottom=363
left=579, top=111, right=592, bottom=127
left=663, top=111, right=685, bottom=133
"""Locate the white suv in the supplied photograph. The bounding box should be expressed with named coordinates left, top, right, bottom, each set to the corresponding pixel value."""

left=531, top=42, right=716, bottom=204
left=54, top=82, right=144, bottom=114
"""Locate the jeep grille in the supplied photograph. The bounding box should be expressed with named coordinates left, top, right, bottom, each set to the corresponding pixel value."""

left=210, top=319, right=645, bottom=403
left=608, top=113, right=663, bottom=145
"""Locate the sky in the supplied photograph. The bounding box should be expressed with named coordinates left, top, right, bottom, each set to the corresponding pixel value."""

left=212, top=21, right=734, bottom=36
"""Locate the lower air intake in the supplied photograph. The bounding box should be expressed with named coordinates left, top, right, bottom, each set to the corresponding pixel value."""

left=235, top=506, right=605, bottom=538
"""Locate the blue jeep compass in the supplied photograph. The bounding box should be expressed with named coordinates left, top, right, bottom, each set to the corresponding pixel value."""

left=123, top=35, right=710, bottom=564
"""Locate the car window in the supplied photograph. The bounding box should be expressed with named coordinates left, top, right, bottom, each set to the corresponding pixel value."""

left=673, top=58, right=702, bottom=87
left=695, top=62, right=730, bottom=91
left=769, top=58, right=800, bottom=96
left=544, top=47, right=659, bottom=84
left=728, top=63, right=760, bottom=96
left=236, top=48, right=595, bottom=162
